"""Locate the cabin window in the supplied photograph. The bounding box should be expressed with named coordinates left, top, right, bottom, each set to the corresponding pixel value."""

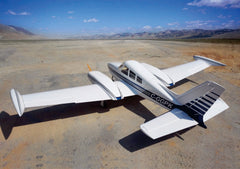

left=129, top=70, right=136, bottom=80
left=121, top=66, right=129, bottom=75
left=137, top=76, right=142, bottom=84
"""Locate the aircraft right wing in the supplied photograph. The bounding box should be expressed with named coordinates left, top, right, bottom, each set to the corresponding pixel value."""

left=162, top=55, right=225, bottom=84
left=142, top=55, right=225, bottom=86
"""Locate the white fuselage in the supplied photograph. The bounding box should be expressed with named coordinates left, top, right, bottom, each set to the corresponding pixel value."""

left=108, top=60, right=180, bottom=109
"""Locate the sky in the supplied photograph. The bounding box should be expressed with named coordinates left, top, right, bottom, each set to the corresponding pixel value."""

left=0, top=0, right=240, bottom=36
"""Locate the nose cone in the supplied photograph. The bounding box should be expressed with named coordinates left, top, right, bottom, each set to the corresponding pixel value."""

left=108, top=62, right=122, bottom=70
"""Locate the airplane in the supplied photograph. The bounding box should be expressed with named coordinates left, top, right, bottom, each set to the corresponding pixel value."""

left=10, top=55, right=229, bottom=140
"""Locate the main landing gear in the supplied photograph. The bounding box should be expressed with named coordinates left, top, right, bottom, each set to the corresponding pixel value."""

left=111, top=76, right=116, bottom=81
left=100, top=100, right=107, bottom=108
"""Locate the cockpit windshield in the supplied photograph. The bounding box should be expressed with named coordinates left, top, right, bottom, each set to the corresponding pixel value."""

left=119, top=64, right=142, bottom=84
left=120, top=65, right=129, bottom=75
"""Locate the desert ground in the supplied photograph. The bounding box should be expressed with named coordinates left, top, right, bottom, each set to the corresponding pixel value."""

left=0, top=40, right=239, bottom=169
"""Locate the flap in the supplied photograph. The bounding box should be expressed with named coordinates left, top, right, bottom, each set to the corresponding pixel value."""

left=114, top=81, right=137, bottom=98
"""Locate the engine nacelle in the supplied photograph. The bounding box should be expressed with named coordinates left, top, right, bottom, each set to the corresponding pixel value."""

left=142, top=63, right=174, bottom=86
left=88, top=71, right=122, bottom=100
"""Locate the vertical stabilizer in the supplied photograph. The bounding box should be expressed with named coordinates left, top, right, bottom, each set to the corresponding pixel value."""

left=177, top=81, right=225, bottom=128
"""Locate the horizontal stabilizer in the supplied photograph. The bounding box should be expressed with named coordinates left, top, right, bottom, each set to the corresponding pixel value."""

left=140, top=108, right=197, bottom=139
left=203, top=98, right=228, bottom=122
left=140, top=98, right=228, bottom=139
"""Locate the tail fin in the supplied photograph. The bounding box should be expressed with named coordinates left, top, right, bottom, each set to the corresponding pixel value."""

left=177, top=81, right=225, bottom=128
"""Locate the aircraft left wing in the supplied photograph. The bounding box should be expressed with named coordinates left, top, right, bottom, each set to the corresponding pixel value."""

left=11, top=85, right=113, bottom=117
left=11, top=81, right=136, bottom=117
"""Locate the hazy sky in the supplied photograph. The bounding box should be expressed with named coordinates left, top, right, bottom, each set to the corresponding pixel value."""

left=1, top=0, right=240, bottom=36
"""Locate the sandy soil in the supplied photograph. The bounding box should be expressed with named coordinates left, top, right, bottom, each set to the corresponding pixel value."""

left=0, top=40, right=239, bottom=169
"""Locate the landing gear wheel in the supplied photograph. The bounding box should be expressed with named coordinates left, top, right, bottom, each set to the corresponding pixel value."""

left=100, top=100, right=107, bottom=108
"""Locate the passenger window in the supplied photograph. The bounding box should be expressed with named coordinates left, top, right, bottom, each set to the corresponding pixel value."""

left=137, top=76, right=142, bottom=84
left=129, top=70, right=136, bottom=80
left=121, top=66, right=129, bottom=75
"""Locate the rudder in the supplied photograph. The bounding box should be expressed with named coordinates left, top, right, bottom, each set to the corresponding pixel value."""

left=177, top=81, right=225, bottom=128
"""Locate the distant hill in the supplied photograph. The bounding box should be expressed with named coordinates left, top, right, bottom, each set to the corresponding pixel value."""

left=81, top=29, right=240, bottom=40
left=0, top=23, right=39, bottom=40
left=8, top=25, right=34, bottom=35
left=1, top=23, right=239, bottom=40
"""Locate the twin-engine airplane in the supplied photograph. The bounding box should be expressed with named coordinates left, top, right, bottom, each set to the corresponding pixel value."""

left=10, top=55, right=229, bottom=139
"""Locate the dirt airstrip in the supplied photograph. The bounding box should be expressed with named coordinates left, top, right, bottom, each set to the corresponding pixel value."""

left=0, top=40, right=239, bottom=169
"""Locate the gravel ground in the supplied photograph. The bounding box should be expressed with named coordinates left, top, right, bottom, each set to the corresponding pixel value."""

left=0, top=40, right=239, bottom=169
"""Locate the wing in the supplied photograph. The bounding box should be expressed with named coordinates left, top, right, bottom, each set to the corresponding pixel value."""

left=162, top=55, right=225, bottom=84
left=140, top=98, right=228, bottom=139
left=143, top=55, right=225, bottom=86
left=11, top=81, right=136, bottom=117
left=11, top=85, right=112, bottom=116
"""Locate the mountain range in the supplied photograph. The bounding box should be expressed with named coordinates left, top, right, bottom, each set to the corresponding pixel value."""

left=84, top=29, right=240, bottom=40
left=0, top=23, right=239, bottom=40
left=0, top=24, right=37, bottom=40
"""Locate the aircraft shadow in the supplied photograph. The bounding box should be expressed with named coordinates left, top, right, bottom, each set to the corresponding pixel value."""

left=119, top=127, right=195, bottom=152
left=0, top=96, right=157, bottom=140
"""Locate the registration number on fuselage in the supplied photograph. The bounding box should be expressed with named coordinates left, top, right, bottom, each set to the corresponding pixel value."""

left=142, top=90, right=174, bottom=109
